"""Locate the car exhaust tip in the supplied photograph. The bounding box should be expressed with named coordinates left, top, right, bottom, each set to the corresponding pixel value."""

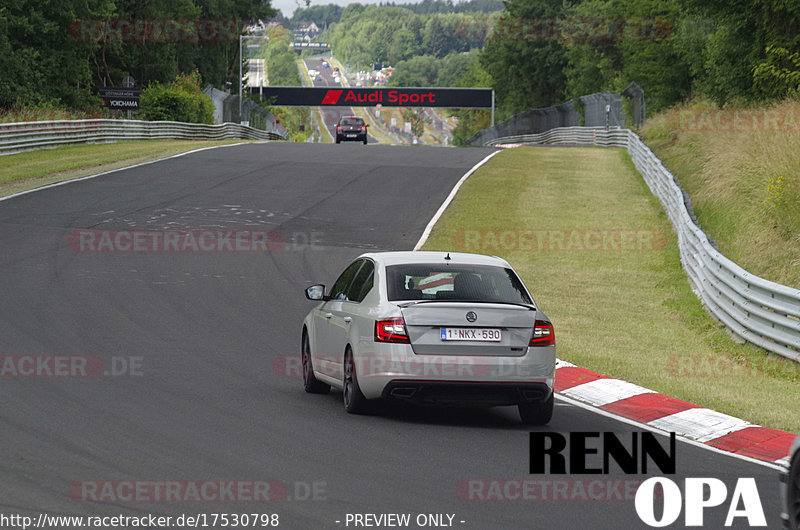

left=522, top=389, right=547, bottom=401
left=389, top=387, right=417, bottom=399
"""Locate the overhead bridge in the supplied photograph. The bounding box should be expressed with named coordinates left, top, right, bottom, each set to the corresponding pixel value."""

left=290, top=42, right=331, bottom=51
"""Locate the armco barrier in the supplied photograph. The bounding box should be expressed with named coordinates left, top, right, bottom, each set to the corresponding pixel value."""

left=488, top=126, right=800, bottom=364
left=466, top=82, right=645, bottom=147
left=0, top=119, right=286, bottom=155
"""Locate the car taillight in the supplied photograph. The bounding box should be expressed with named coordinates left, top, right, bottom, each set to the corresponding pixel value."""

left=529, top=320, right=554, bottom=347
left=337, top=125, right=341, bottom=130
left=361, top=126, right=366, bottom=132
left=375, top=317, right=410, bottom=343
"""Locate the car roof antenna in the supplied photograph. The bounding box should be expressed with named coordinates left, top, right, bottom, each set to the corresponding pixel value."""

left=444, top=252, right=451, bottom=261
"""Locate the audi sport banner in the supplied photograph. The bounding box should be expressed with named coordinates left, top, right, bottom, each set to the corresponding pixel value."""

left=251, top=87, right=493, bottom=108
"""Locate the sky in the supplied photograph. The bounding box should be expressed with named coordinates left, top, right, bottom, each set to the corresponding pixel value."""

left=272, top=0, right=420, bottom=19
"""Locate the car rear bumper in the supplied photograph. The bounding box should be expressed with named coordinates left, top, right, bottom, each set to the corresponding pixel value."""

left=353, top=343, right=556, bottom=401
left=382, top=380, right=552, bottom=406
left=336, top=133, right=367, bottom=142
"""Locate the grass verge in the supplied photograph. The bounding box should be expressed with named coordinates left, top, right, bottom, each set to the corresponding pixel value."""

left=422, top=146, right=800, bottom=432
left=0, top=140, right=245, bottom=198
left=641, top=98, right=800, bottom=288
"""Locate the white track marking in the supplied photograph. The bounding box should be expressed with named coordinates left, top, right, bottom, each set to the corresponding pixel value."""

left=0, top=142, right=256, bottom=202
left=414, top=149, right=502, bottom=250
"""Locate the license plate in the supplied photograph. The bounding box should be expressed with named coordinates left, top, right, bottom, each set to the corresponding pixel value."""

left=346, top=134, right=357, bottom=138
left=440, top=328, right=501, bottom=342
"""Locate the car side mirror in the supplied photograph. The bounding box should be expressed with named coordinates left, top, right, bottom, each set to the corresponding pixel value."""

left=305, top=284, right=329, bottom=301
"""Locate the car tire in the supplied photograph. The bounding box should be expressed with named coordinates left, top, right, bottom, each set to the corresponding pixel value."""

left=363, top=138, right=368, bottom=145
left=789, top=449, right=800, bottom=530
left=343, top=348, right=369, bottom=414
left=302, top=331, right=330, bottom=394
left=335, top=137, right=340, bottom=144
left=518, top=393, right=554, bottom=425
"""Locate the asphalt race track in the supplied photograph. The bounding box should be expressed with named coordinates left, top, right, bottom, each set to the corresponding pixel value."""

left=0, top=143, right=785, bottom=528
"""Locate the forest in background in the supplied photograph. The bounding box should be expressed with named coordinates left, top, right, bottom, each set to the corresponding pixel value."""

left=0, top=0, right=274, bottom=109
left=2, top=0, right=799, bottom=128
left=323, top=0, right=800, bottom=120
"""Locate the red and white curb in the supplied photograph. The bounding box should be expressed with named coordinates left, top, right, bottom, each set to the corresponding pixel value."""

left=555, top=359, right=796, bottom=467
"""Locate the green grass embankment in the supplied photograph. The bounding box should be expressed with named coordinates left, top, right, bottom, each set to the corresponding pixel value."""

left=0, top=140, right=243, bottom=197
left=641, top=98, right=800, bottom=288
left=422, top=146, right=800, bottom=432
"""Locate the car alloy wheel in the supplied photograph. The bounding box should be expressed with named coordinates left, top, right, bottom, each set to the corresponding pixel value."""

left=343, top=348, right=368, bottom=414
left=302, top=331, right=329, bottom=394
left=518, top=393, right=554, bottom=425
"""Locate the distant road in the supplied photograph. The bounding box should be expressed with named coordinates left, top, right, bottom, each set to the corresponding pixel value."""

left=303, top=57, right=379, bottom=144
left=246, top=58, right=266, bottom=89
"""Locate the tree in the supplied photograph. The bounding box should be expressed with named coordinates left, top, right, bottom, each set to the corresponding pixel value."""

left=675, top=0, right=800, bottom=104
left=435, top=50, right=479, bottom=86
left=450, top=55, right=491, bottom=145
left=326, top=6, right=481, bottom=67
left=389, top=55, right=439, bottom=86
left=422, top=16, right=449, bottom=58
left=263, top=25, right=302, bottom=86
left=561, top=0, right=691, bottom=114
left=387, top=28, right=421, bottom=65
left=402, top=108, right=425, bottom=137
left=479, top=0, right=568, bottom=116
left=753, top=46, right=800, bottom=98
left=138, top=72, right=214, bottom=123
left=290, top=4, right=343, bottom=27
left=0, top=0, right=105, bottom=108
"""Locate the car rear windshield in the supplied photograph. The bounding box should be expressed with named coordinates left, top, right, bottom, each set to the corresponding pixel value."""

left=386, top=264, right=533, bottom=304
left=341, top=118, right=364, bottom=126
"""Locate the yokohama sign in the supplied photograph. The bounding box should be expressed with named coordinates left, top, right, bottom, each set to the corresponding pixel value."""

left=98, top=87, right=140, bottom=109
left=252, top=87, right=493, bottom=108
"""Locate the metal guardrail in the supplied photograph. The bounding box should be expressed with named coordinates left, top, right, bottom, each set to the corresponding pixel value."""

left=489, top=126, right=800, bottom=363
left=485, top=126, right=630, bottom=148
left=467, top=84, right=645, bottom=147
left=0, top=119, right=286, bottom=155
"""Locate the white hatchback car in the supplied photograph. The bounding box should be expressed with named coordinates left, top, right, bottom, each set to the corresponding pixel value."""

left=301, top=251, right=556, bottom=424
